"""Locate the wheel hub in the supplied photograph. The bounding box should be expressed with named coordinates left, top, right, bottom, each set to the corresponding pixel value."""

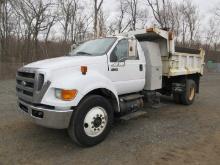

left=83, top=107, right=108, bottom=137
left=93, top=116, right=102, bottom=128
left=189, top=87, right=195, bottom=101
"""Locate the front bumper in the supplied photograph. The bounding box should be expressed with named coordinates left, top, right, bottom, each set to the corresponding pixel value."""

left=17, top=99, right=73, bottom=129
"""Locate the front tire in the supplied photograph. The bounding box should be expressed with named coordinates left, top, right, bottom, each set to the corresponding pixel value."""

left=68, top=95, right=113, bottom=147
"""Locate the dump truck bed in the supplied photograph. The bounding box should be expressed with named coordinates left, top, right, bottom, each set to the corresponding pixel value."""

left=162, top=48, right=205, bottom=77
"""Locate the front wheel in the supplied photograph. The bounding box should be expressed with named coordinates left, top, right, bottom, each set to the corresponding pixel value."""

left=68, top=95, right=113, bottom=147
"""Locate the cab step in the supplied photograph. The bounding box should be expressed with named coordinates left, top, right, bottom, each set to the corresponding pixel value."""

left=119, top=93, right=144, bottom=102
left=120, top=110, right=147, bottom=121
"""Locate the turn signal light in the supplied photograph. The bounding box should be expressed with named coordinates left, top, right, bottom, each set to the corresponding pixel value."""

left=81, top=66, right=88, bottom=75
left=146, top=28, right=154, bottom=32
left=61, top=89, right=78, bottom=101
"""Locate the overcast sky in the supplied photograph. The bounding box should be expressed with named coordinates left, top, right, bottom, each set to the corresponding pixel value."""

left=193, top=0, right=219, bottom=14
left=102, top=0, right=220, bottom=25
left=52, top=0, right=220, bottom=40
left=103, top=0, right=219, bottom=14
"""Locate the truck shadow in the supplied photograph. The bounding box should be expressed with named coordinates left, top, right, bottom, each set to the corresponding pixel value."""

left=22, top=95, right=190, bottom=152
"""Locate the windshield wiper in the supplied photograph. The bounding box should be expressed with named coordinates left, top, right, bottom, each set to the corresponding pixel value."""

left=75, top=51, right=92, bottom=56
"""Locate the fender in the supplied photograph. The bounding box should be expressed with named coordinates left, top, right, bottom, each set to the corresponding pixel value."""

left=41, top=69, right=120, bottom=110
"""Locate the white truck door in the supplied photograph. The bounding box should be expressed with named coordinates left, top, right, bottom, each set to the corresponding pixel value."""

left=108, top=39, right=145, bottom=95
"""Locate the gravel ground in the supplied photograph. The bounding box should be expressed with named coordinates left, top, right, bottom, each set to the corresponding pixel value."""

left=0, top=73, right=220, bottom=165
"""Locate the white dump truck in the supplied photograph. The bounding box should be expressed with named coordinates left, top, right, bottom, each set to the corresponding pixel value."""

left=16, top=27, right=205, bottom=146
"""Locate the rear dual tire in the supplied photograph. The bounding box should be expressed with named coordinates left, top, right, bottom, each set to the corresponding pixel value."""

left=173, top=79, right=196, bottom=105
left=68, top=95, right=113, bottom=147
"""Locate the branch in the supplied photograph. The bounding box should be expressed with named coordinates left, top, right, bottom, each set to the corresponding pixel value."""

left=97, top=0, right=104, bottom=11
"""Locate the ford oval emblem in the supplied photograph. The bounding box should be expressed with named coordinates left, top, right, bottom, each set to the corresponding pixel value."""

left=21, top=81, right=27, bottom=86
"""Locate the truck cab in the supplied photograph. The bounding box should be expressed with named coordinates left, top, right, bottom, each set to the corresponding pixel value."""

left=16, top=28, right=205, bottom=146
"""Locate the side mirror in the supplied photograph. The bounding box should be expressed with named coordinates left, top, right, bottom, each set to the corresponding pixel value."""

left=71, top=44, right=77, bottom=51
left=129, top=39, right=137, bottom=57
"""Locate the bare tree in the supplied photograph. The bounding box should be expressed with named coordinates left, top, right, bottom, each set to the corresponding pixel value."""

left=70, top=2, right=77, bottom=43
left=204, top=5, right=220, bottom=53
left=97, top=8, right=107, bottom=37
left=30, top=0, right=55, bottom=58
left=0, top=0, right=11, bottom=60
left=0, top=0, right=5, bottom=60
left=117, top=0, right=127, bottom=33
left=125, top=0, right=139, bottom=30
left=147, top=0, right=199, bottom=47
left=147, top=0, right=179, bottom=30
left=116, top=0, right=135, bottom=33
left=58, top=0, right=78, bottom=42
left=93, top=0, right=104, bottom=37
left=11, top=0, right=34, bottom=59
left=112, top=0, right=147, bottom=32
left=11, top=0, right=58, bottom=60
left=182, top=1, right=199, bottom=46
left=146, top=0, right=166, bottom=28
left=43, top=3, right=59, bottom=43
left=106, top=0, right=130, bottom=35
left=45, top=15, right=57, bottom=43
left=205, top=18, right=219, bottom=52
left=75, top=14, right=92, bottom=42
left=178, top=3, right=188, bottom=46
left=215, top=5, right=220, bottom=19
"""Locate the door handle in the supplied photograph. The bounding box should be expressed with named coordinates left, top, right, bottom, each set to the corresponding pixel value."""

left=111, top=68, right=118, bottom=71
left=139, top=64, right=143, bottom=71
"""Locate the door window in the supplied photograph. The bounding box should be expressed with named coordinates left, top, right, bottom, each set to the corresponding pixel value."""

left=110, top=39, right=128, bottom=62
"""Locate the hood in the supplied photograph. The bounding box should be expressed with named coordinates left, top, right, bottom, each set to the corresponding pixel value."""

left=24, top=56, right=106, bottom=70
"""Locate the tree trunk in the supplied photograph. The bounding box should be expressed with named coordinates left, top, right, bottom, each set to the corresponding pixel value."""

left=94, top=0, right=98, bottom=38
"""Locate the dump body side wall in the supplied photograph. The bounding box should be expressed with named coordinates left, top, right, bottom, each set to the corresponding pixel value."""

left=162, top=50, right=205, bottom=77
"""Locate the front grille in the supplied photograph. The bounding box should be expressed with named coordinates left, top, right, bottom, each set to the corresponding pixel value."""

left=16, top=68, right=49, bottom=104
left=17, top=71, right=35, bottom=79
left=16, top=68, right=44, bottom=103
left=16, top=70, right=36, bottom=102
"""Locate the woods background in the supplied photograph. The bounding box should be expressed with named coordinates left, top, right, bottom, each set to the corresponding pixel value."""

left=1, top=0, right=220, bottom=79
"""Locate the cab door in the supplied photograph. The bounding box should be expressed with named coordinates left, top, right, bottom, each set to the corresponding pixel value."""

left=108, top=38, right=145, bottom=95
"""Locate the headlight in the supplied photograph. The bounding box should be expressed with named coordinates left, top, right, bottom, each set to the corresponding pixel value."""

left=55, top=89, right=78, bottom=101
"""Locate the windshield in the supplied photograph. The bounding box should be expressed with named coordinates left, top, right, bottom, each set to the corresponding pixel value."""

left=69, top=37, right=117, bottom=56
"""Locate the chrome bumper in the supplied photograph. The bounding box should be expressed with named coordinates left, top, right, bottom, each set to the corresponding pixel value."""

left=17, top=100, right=73, bottom=129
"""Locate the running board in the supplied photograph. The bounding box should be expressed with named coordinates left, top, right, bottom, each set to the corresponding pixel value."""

left=119, top=93, right=144, bottom=102
left=120, top=110, right=147, bottom=121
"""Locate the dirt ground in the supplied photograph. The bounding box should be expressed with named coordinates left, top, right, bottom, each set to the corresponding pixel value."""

left=0, top=73, right=220, bottom=165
